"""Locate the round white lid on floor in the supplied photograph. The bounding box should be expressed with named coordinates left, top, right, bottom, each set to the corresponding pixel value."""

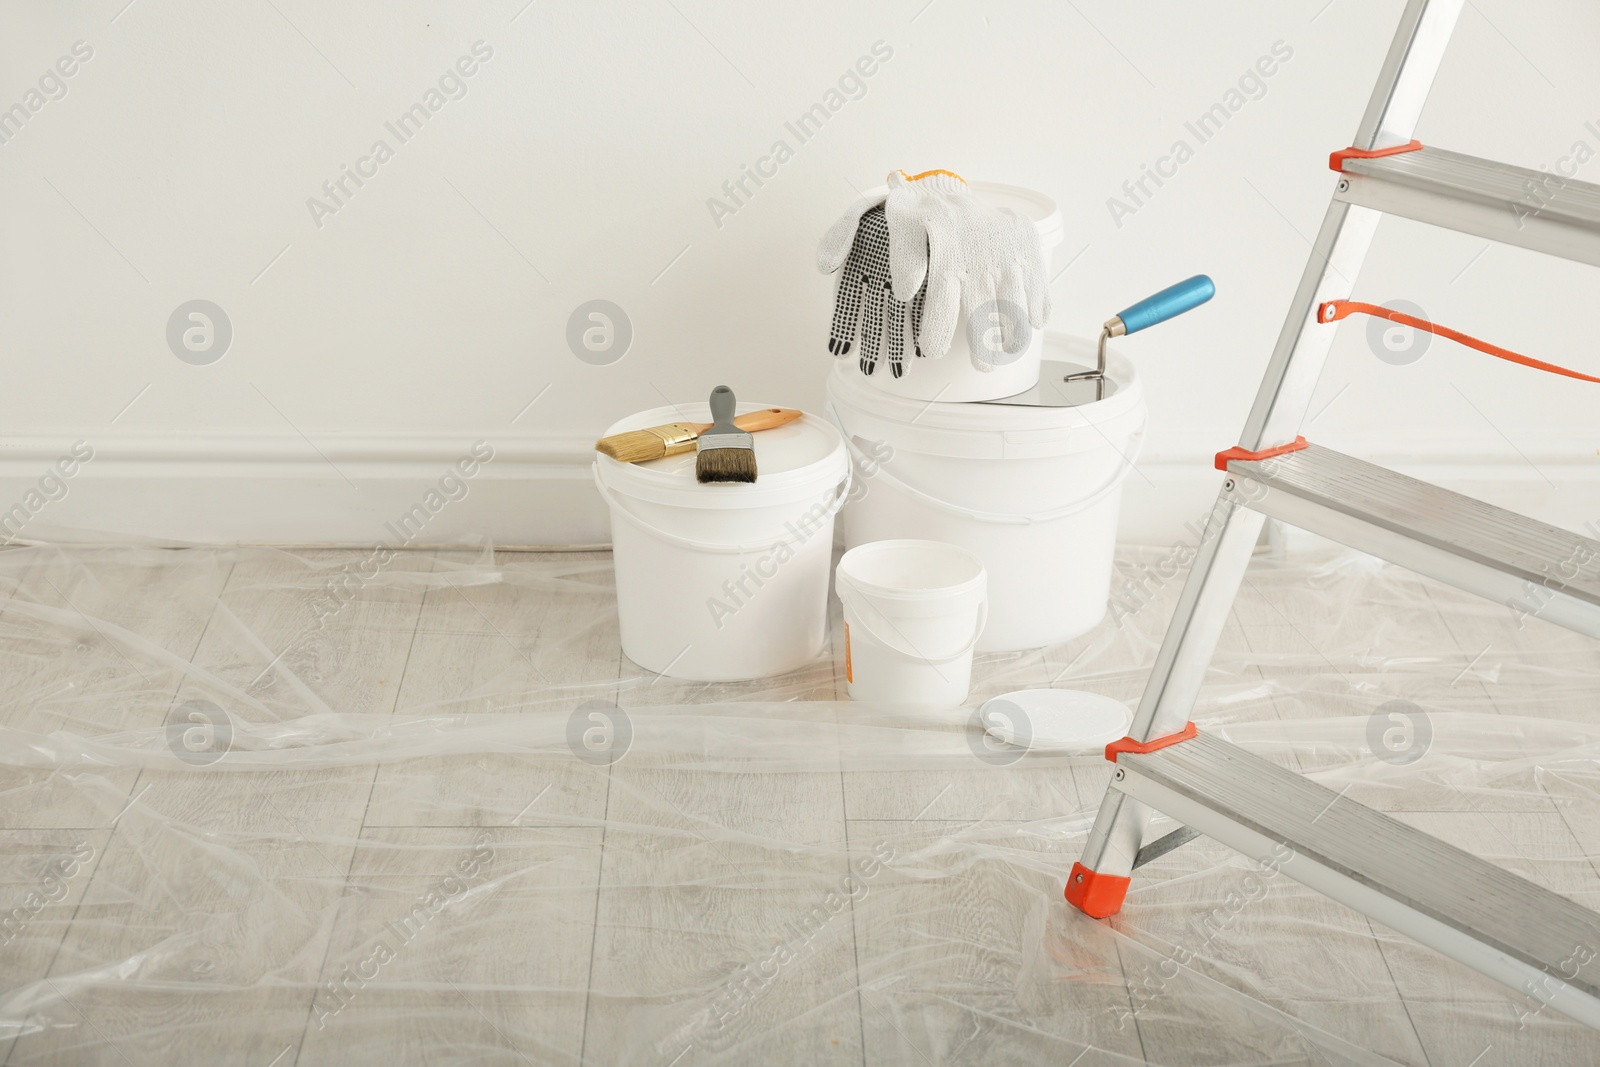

left=978, top=688, right=1132, bottom=754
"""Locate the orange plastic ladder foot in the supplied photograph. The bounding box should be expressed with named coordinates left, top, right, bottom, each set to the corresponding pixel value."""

left=1065, top=861, right=1130, bottom=918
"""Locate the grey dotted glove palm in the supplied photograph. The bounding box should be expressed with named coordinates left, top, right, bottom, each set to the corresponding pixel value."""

left=818, top=204, right=926, bottom=377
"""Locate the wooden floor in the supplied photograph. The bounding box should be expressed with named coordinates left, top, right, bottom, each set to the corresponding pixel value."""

left=1, top=542, right=1599, bottom=1065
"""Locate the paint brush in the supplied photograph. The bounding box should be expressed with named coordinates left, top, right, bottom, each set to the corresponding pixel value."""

left=695, top=386, right=757, bottom=484
left=594, top=408, right=801, bottom=464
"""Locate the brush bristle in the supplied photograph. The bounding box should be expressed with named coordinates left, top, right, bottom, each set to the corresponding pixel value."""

left=695, top=446, right=758, bottom=484
left=594, top=430, right=668, bottom=464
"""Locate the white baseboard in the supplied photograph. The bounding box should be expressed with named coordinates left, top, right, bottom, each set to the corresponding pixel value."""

left=0, top=433, right=609, bottom=549
left=2, top=432, right=1597, bottom=550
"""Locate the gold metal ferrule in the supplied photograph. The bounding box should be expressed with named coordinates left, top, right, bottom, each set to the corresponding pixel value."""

left=649, top=423, right=703, bottom=457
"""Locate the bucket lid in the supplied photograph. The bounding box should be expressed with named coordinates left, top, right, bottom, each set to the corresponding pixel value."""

left=858, top=180, right=1063, bottom=250
left=595, top=403, right=848, bottom=509
left=826, top=332, right=1145, bottom=459
left=971, top=182, right=1065, bottom=251
left=979, top=689, right=1133, bottom=754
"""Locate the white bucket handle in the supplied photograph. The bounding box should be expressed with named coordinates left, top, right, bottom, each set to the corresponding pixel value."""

left=840, top=583, right=989, bottom=664
left=593, top=464, right=852, bottom=554
left=825, top=401, right=1144, bottom=526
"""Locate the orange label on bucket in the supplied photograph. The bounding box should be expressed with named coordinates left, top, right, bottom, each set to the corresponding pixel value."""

left=844, top=622, right=852, bottom=683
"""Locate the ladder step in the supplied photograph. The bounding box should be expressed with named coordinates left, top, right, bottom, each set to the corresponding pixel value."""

left=1335, top=144, right=1600, bottom=267
left=1223, top=443, right=1600, bottom=637
left=1112, top=730, right=1600, bottom=1026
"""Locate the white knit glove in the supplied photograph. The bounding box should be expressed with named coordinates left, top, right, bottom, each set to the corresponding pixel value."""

left=820, top=171, right=1050, bottom=363
left=883, top=170, right=1050, bottom=361
left=818, top=193, right=881, bottom=276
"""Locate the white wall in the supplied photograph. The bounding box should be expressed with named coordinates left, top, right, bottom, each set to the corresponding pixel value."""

left=3, top=0, right=1598, bottom=548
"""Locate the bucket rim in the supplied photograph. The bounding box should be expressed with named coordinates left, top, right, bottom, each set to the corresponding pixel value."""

left=857, top=180, right=1065, bottom=250
left=595, top=403, right=849, bottom=510
left=826, top=337, right=1143, bottom=445
left=836, top=538, right=988, bottom=604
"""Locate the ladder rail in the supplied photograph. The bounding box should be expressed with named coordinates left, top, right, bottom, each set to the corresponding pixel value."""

left=1075, top=494, right=1262, bottom=877
left=1073, top=0, right=1469, bottom=919
left=1241, top=0, right=1466, bottom=450
left=1351, top=0, right=1466, bottom=151
left=1070, top=0, right=1600, bottom=1036
left=1238, top=202, right=1381, bottom=450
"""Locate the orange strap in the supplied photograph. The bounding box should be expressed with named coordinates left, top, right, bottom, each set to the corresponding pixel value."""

left=1319, top=300, right=1600, bottom=385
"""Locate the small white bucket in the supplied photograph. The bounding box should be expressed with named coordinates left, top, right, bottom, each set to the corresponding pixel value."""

left=594, top=403, right=849, bottom=681
left=827, top=332, right=1146, bottom=652
left=833, top=181, right=1065, bottom=404
left=836, top=540, right=987, bottom=705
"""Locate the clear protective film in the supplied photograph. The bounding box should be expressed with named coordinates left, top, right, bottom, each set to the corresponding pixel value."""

left=1, top=540, right=1599, bottom=1065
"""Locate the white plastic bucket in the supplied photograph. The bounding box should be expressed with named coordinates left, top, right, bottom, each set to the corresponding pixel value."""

left=594, top=403, right=849, bottom=681
left=832, top=181, right=1065, bottom=404
left=836, top=540, right=987, bottom=705
left=827, top=332, right=1146, bottom=652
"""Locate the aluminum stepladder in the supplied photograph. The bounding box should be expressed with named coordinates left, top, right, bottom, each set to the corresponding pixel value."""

left=1068, top=0, right=1600, bottom=1030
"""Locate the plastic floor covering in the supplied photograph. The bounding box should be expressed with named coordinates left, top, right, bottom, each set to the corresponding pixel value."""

left=2, top=541, right=1599, bottom=1065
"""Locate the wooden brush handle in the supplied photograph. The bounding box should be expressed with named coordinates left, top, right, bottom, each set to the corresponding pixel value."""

left=680, top=408, right=803, bottom=434
left=731, top=408, right=802, bottom=433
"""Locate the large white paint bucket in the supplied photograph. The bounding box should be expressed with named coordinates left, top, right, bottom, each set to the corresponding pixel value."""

left=836, top=181, right=1064, bottom=403
left=827, top=332, right=1146, bottom=652
left=836, top=540, right=987, bottom=705
left=594, top=404, right=849, bottom=681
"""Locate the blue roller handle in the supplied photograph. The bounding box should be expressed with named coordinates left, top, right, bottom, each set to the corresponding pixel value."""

left=1116, top=274, right=1215, bottom=334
